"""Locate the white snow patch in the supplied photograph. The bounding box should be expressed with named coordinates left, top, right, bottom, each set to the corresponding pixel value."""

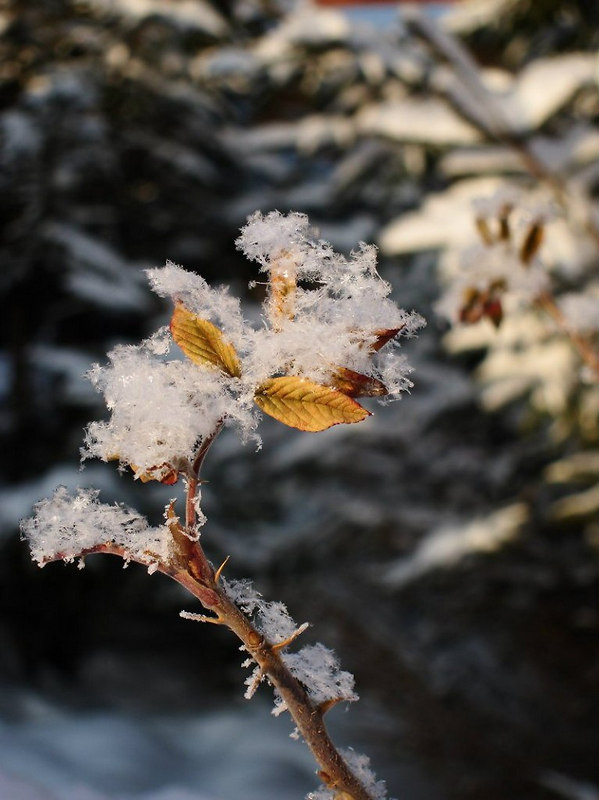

left=384, top=504, right=528, bottom=588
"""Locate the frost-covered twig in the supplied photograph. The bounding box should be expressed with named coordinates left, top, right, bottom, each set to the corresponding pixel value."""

left=405, top=10, right=599, bottom=246
left=21, top=212, right=418, bottom=800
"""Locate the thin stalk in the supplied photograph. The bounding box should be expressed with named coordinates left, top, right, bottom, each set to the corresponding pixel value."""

left=45, top=423, right=378, bottom=800
left=186, top=421, right=224, bottom=532
left=53, top=539, right=376, bottom=800
left=177, top=426, right=374, bottom=799
left=172, top=564, right=374, bottom=800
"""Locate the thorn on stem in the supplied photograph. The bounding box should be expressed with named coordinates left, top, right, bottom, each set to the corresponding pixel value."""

left=317, top=697, right=346, bottom=716
left=272, top=621, right=310, bottom=651
left=180, top=610, right=223, bottom=625
left=214, top=555, right=230, bottom=583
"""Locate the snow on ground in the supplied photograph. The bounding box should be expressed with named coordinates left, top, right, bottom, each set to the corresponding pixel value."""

left=0, top=695, right=315, bottom=800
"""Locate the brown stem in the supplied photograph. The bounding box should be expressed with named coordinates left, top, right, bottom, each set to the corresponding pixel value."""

left=171, top=562, right=374, bottom=800
left=44, top=421, right=378, bottom=799
left=43, top=541, right=375, bottom=799
left=536, top=291, right=599, bottom=379
left=180, top=424, right=373, bottom=798
left=185, top=421, right=224, bottom=533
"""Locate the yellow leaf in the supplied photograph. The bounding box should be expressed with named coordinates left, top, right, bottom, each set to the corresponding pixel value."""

left=171, top=304, right=241, bottom=377
left=254, top=376, right=370, bottom=432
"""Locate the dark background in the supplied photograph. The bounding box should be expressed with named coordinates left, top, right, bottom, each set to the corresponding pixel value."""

left=1, top=1, right=599, bottom=798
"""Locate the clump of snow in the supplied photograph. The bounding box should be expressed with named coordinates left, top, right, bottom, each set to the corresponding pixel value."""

left=224, top=578, right=356, bottom=712
left=223, top=578, right=302, bottom=644
left=82, top=336, right=256, bottom=478
left=21, top=487, right=169, bottom=568
left=280, top=643, right=358, bottom=707
left=147, top=261, right=248, bottom=348
left=235, top=211, right=424, bottom=390
left=435, top=240, right=549, bottom=323
left=471, top=185, right=522, bottom=218
left=435, top=189, right=554, bottom=324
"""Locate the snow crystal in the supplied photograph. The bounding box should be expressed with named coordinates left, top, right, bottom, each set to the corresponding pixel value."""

left=21, top=487, right=169, bottom=567
left=225, top=579, right=356, bottom=712
left=223, top=578, right=301, bottom=644
left=307, top=748, right=389, bottom=800
left=82, top=338, right=257, bottom=476
left=235, top=211, right=314, bottom=272
left=339, top=749, right=389, bottom=800
left=281, top=643, right=358, bottom=707
left=147, top=262, right=248, bottom=348
left=235, top=211, right=424, bottom=391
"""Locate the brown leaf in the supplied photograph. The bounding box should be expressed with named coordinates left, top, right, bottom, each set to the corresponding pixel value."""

left=459, top=286, right=504, bottom=328
left=254, top=376, right=370, bottom=432
left=475, top=216, right=494, bottom=246
left=370, top=327, right=403, bottom=352
left=131, top=463, right=179, bottom=484
left=330, top=366, right=388, bottom=398
left=519, top=221, right=544, bottom=265
left=171, top=304, right=241, bottom=377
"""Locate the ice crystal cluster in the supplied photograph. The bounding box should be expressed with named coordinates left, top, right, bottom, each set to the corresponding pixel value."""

left=21, top=487, right=170, bottom=568
left=223, top=578, right=357, bottom=711
left=236, top=211, right=423, bottom=392
left=309, top=749, right=389, bottom=800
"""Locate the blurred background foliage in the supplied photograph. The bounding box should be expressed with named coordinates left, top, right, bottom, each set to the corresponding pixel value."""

left=1, top=1, right=599, bottom=799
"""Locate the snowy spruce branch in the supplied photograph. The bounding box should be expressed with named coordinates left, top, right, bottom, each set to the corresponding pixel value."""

left=436, top=188, right=599, bottom=380
left=21, top=211, right=425, bottom=800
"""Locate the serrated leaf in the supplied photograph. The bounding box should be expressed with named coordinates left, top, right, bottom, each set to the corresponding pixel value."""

left=254, top=376, right=370, bottom=432
left=330, top=366, right=388, bottom=398
left=171, top=304, right=241, bottom=377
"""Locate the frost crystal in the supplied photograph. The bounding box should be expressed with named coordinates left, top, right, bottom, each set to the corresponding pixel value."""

left=281, top=643, right=358, bottom=706
left=224, top=578, right=356, bottom=712
left=21, top=487, right=170, bottom=567
left=82, top=338, right=257, bottom=477
left=223, top=578, right=301, bottom=643
left=307, top=749, right=390, bottom=800
left=235, top=210, right=424, bottom=390
left=147, top=261, right=247, bottom=346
